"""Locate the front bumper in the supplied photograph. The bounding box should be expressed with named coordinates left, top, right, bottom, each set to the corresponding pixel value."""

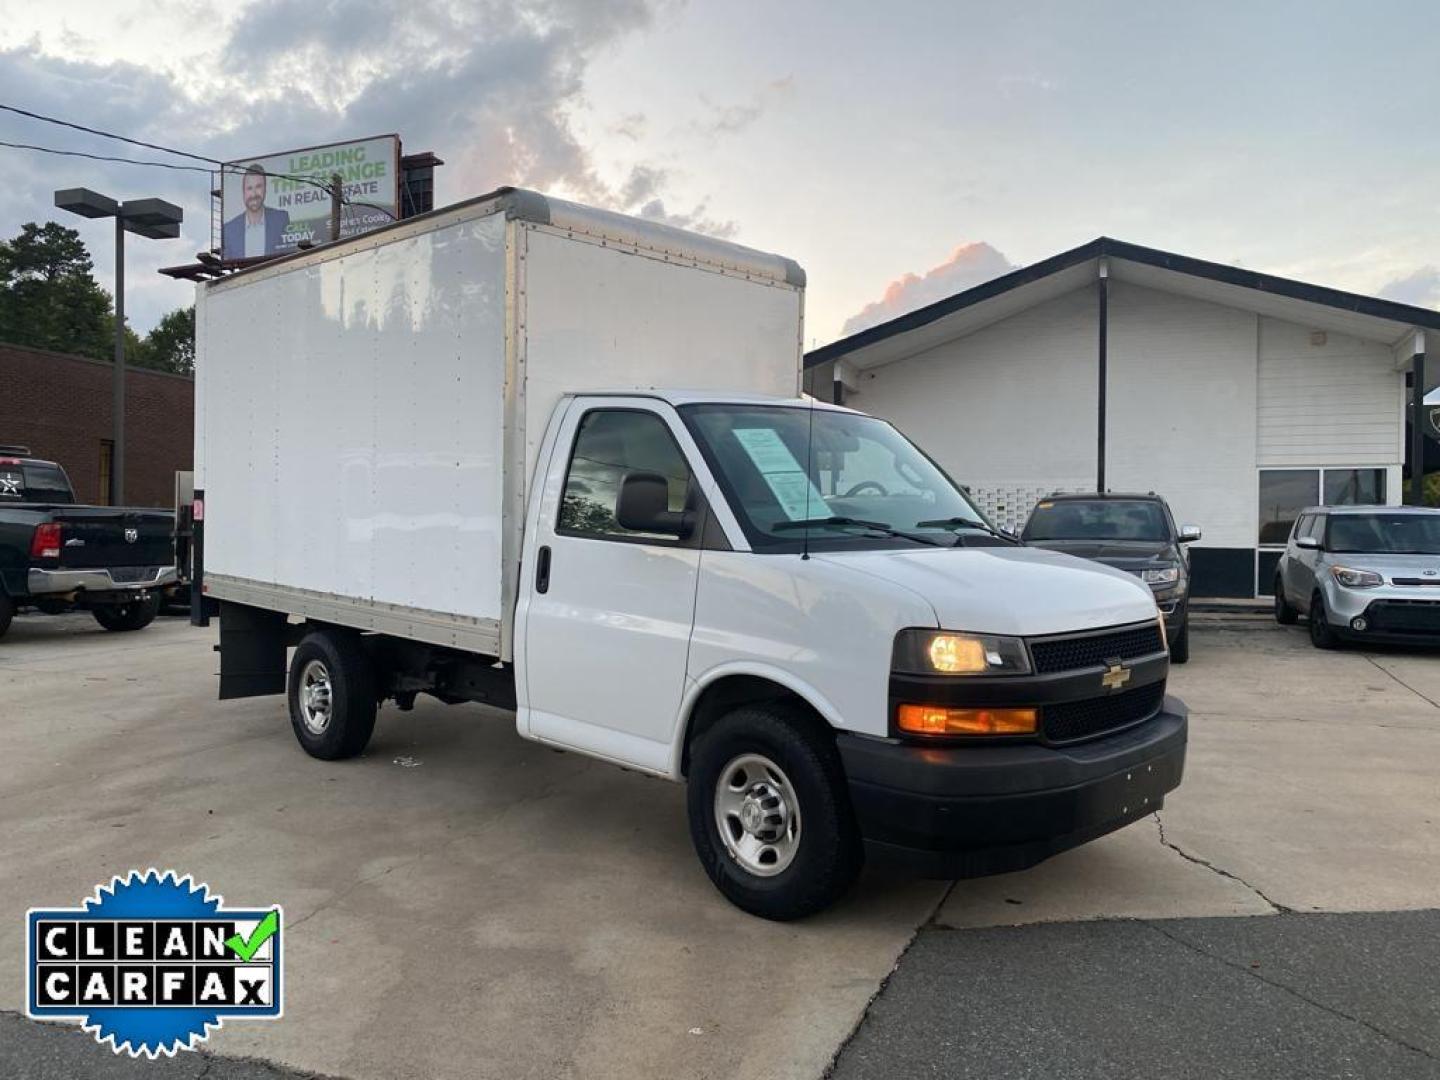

left=28, top=565, right=178, bottom=596
left=1322, top=581, right=1440, bottom=642
left=838, top=698, right=1187, bottom=878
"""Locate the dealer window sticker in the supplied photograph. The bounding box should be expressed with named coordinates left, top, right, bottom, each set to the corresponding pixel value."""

left=731, top=428, right=829, bottom=522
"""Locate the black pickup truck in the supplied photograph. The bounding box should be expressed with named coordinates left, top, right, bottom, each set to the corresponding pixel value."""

left=0, top=446, right=177, bottom=639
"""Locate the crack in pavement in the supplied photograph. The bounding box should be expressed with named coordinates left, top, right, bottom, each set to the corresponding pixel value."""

left=1361, top=654, right=1440, bottom=711
left=1152, top=813, right=1294, bottom=914
left=1146, top=921, right=1439, bottom=1064
left=820, top=878, right=959, bottom=1079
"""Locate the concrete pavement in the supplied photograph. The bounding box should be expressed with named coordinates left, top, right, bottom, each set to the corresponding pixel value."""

left=1, top=614, right=1437, bottom=1078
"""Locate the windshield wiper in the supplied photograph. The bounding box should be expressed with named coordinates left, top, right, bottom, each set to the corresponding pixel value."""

left=772, top=516, right=944, bottom=547
left=914, top=516, right=1017, bottom=544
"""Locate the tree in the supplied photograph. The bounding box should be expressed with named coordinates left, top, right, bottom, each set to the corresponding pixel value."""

left=136, top=306, right=195, bottom=376
left=0, top=222, right=114, bottom=360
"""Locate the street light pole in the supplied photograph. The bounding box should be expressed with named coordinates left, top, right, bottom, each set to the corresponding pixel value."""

left=113, top=214, right=126, bottom=505
left=54, top=188, right=182, bottom=507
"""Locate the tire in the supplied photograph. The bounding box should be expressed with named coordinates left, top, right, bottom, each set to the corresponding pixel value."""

left=287, top=628, right=377, bottom=760
left=92, top=595, right=161, bottom=632
left=686, top=703, right=862, bottom=921
left=1274, top=575, right=1298, bottom=625
left=1308, top=592, right=1340, bottom=650
left=0, top=592, right=13, bottom=640
left=1169, top=617, right=1190, bottom=664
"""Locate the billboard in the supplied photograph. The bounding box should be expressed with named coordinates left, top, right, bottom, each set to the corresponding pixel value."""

left=220, top=134, right=400, bottom=259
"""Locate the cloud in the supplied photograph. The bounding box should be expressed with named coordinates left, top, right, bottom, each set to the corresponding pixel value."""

left=842, top=242, right=1016, bottom=336
left=1380, top=266, right=1440, bottom=310
left=693, top=75, right=795, bottom=137
left=0, top=0, right=740, bottom=332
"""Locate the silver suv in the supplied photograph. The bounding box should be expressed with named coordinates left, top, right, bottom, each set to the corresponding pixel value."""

left=1274, top=505, right=1440, bottom=648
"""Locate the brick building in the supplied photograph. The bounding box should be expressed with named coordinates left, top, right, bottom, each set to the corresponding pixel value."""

left=0, top=342, right=193, bottom=507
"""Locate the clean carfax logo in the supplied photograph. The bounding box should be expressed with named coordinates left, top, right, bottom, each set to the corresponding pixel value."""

left=26, top=869, right=282, bottom=1058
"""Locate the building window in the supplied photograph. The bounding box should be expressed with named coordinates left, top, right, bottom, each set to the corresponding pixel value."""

left=1258, top=467, right=1389, bottom=545
left=1323, top=468, right=1385, bottom=506
left=98, top=440, right=114, bottom=506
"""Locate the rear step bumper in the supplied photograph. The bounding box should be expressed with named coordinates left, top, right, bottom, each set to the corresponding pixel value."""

left=28, top=565, right=178, bottom=595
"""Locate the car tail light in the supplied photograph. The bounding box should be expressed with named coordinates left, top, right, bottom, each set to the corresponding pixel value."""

left=31, top=522, right=62, bottom=559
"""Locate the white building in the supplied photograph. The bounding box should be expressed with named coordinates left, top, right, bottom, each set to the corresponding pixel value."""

left=804, top=238, right=1440, bottom=598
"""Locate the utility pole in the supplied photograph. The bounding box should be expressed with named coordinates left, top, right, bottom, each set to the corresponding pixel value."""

left=330, top=173, right=343, bottom=244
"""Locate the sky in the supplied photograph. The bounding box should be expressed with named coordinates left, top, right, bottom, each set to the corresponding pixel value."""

left=0, top=0, right=1435, bottom=345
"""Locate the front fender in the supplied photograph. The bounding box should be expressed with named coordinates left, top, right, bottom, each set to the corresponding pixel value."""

left=667, top=660, right=848, bottom=779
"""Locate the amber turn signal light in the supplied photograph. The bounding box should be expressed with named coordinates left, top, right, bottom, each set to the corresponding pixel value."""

left=896, top=704, right=1038, bottom=736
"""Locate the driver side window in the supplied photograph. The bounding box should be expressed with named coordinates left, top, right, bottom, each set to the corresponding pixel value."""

left=558, top=409, right=692, bottom=542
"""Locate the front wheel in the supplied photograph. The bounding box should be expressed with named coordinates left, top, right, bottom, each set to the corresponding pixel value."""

left=1309, top=592, right=1340, bottom=650
left=686, top=704, right=862, bottom=921
left=1169, top=617, right=1190, bottom=664
left=92, top=595, right=160, bottom=632
left=287, top=628, right=377, bottom=760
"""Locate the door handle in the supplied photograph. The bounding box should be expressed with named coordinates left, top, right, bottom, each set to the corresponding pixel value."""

left=535, top=545, right=552, bottom=594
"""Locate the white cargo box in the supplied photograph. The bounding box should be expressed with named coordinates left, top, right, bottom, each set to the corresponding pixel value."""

left=195, top=188, right=805, bottom=660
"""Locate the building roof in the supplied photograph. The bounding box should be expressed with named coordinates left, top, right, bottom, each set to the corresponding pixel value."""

left=806, top=237, right=1439, bottom=371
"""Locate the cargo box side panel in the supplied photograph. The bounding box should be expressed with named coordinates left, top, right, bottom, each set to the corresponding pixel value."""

left=201, top=212, right=508, bottom=639
left=518, top=224, right=803, bottom=488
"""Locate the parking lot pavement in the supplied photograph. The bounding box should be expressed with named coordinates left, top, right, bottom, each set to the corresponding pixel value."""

left=0, top=614, right=942, bottom=1080
left=1, top=616, right=1437, bottom=1079
left=829, top=911, right=1440, bottom=1080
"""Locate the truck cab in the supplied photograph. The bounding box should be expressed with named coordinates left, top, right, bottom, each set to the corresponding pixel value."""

left=498, top=392, right=1185, bottom=916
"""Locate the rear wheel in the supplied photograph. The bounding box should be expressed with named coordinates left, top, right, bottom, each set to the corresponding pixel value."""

left=0, top=592, right=14, bottom=639
left=92, top=595, right=160, bottom=632
left=287, top=628, right=377, bottom=760
left=1309, top=592, right=1340, bottom=650
left=686, top=703, right=862, bottom=921
left=1274, top=575, right=1298, bottom=625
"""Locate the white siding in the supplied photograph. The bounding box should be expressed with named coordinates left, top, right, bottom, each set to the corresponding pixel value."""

left=1106, top=282, right=1259, bottom=550
left=1257, top=318, right=1404, bottom=467
left=844, top=286, right=1098, bottom=531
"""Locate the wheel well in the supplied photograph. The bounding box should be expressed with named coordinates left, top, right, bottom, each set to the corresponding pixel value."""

left=680, top=674, right=825, bottom=777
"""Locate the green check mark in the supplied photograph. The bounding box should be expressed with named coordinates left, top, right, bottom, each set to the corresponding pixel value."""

left=225, top=910, right=279, bottom=962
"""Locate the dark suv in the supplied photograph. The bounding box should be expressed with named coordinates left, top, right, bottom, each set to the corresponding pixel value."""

left=1020, top=492, right=1200, bottom=663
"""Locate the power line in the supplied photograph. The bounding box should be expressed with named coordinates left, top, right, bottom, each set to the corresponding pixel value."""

left=0, top=102, right=398, bottom=220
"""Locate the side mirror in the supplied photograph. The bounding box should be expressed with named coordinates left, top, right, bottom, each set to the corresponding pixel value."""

left=1178, top=524, right=1202, bottom=543
left=615, top=472, right=690, bottom=537
left=1295, top=535, right=1321, bottom=551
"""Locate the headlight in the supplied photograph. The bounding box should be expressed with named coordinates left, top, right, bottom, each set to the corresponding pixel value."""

left=1331, top=566, right=1383, bottom=588
left=892, top=629, right=1031, bottom=675
left=1140, top=566, right=1180, bottom=585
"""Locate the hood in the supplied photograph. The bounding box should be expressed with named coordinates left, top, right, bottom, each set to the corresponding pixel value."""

left=1326, top=552, right=1440, bottom=583
left=815, top=545, right=1160, bottom=637
left=1027, top=538, right=1178, bottom=573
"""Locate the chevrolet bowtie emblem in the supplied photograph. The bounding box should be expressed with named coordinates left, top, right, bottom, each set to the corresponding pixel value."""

left=1101, top=660, right=1131, bottom=690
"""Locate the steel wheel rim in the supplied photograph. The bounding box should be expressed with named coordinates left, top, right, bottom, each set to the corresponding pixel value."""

left=713, top=752, right=802, bottom=877
left=298, top=659, right=334, bottom=735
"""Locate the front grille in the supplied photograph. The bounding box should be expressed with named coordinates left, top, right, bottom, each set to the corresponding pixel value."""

left=1043, top=681, right=1166, bottom=744
left=1389, top=578, right=1440, bottom=587
left=1365, top=599, right=1440, bottom=634
left=1030, top=623, right=1164, bottom=675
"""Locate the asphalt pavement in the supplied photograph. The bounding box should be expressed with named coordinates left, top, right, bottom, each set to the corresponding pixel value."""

left=830, top=910, right=1440, bottom=1080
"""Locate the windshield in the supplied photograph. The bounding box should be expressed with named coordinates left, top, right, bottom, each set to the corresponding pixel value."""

left=1325, top=513, right=1440, bottom=555
left=1023, top=498, right=1169, bottom=542
left=0, top=462, right=74, bottom=504
left=680, top=404, right=989, bottom=549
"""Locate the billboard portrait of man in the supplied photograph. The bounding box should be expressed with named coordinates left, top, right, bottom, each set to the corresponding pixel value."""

left=222, top=164, right=290, bottom=258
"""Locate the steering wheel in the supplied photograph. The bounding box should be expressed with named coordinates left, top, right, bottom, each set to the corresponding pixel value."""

left=843, top=481, right=888, bottom=497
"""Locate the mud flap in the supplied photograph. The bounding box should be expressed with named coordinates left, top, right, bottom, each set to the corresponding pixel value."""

left=217, top=600, right=288, bottom=699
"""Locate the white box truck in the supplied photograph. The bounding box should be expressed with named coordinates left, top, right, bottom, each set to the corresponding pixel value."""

left=194, top=188, right=1186, bottom=919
